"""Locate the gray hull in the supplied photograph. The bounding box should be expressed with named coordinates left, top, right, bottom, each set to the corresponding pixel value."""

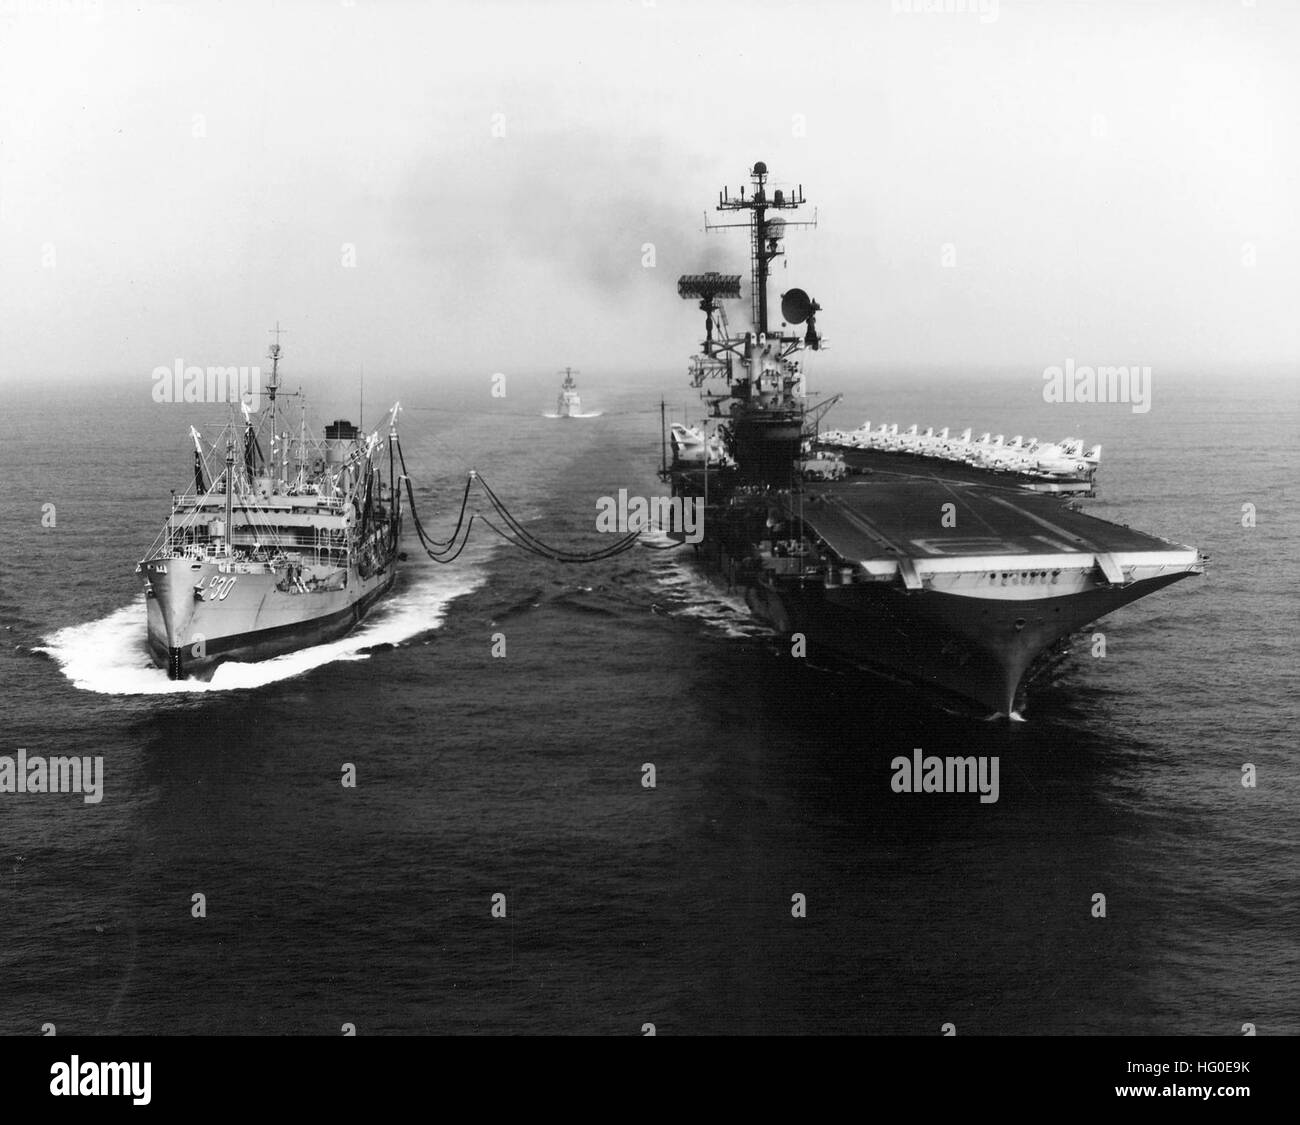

left=746, top=570, right=1192, bottom=717
left=672, top=477, right=1202, bottom=717
left=144, top=557, right=397, bottom=679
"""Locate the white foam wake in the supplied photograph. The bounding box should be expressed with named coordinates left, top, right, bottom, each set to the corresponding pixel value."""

left=541, top=411, right=604, bottom=419
left=649, top=553, right=769, bottom=640
left=37, top=566, right=484, bottom=695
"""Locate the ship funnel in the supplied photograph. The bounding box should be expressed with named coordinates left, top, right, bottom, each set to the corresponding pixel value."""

left=324, top=418, right=360, bottom=466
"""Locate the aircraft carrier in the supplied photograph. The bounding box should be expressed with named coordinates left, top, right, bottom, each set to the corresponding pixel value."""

left=137, top=332, right=403, bottom=679
left=661, top=161, right=1203, bottom=718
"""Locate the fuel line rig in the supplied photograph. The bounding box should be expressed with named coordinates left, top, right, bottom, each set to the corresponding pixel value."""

left=393, top=434, right=680, bottom=566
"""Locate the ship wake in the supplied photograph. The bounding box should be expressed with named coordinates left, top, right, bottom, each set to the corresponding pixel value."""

left=541, top=410, right=604, bottom=419
left=648, top=548, right=771, bottom=640
left=36, top=567, right=484, bottom=695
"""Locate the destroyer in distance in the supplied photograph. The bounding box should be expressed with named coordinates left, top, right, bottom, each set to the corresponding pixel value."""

left=661, top=160, right=1203, bottom=719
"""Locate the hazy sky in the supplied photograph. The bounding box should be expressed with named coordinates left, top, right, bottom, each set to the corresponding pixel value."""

left=1, top=0, right=1296, bottom=387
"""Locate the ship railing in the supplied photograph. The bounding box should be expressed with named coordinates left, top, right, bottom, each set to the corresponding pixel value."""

left=168, top=481, right=352, bottom=515
left=308, top=524, right=350, bottom=569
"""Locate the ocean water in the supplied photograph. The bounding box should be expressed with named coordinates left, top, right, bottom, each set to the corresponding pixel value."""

left=0, top=370, right=1295, bottom=1035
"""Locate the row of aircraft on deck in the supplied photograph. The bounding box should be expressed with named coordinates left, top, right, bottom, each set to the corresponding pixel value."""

left=822, top=422, right=1101, bottom=480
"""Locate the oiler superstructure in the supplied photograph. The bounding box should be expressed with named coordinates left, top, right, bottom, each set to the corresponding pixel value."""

left=138, top=334, right=402, bottom=679
left=662, top=162, right=1203, bottom=718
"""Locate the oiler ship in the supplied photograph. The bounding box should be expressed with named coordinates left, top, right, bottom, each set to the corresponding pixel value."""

left=137, top=334, right=402, bottom=679
left=661, top=161, right=1203, bottom=718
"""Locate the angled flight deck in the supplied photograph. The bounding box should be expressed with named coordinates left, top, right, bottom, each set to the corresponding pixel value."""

left=793, top=477, right=1198, bottom=581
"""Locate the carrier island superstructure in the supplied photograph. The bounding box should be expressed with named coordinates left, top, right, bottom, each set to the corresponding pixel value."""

left=661, top=161, right=1203, bottom=718
left=137, top=336, right=402, bottom=679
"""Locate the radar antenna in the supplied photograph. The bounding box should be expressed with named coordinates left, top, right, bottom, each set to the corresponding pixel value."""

left=705, top=160, right=817, bottom=336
